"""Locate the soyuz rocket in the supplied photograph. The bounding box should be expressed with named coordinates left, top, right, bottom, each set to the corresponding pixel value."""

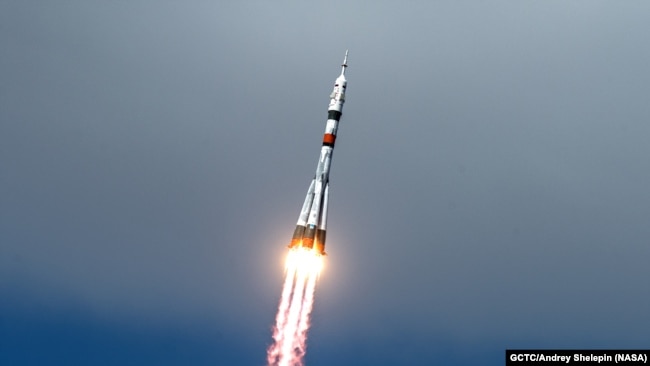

left=288, top=51, right=349, bottom=256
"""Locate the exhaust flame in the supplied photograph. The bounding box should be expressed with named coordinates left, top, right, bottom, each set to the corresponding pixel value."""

left=267, top=248, right=323, bottom=366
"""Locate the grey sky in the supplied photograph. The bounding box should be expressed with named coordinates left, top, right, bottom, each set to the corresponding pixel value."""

left=2, top=1, right=649, bottom=365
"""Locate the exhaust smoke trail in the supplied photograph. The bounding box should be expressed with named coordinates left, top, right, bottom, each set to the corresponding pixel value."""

left=294, top=266, right=318, bottom=359
left=267, top=248, right=323, bottom=366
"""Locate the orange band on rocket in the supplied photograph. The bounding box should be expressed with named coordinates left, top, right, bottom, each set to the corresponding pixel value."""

left=322, top=133, right=336, bottom=146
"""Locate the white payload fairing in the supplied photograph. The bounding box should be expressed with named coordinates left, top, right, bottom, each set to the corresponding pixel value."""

left=288, top=51, right=349, bottom=256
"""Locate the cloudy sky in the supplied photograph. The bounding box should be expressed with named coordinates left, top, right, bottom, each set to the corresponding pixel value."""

left=2, top=1, right=649, bottom=365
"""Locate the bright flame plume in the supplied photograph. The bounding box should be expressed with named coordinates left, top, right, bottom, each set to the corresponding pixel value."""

left=267, top=248, right=323, bottom=366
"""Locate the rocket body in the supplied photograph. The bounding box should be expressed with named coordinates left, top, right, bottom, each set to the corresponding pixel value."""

left=289, top=52, right=349, bottom=256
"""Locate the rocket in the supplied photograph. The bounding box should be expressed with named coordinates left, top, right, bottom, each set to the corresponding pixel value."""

left=288, top=51, right=349, bottom=256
